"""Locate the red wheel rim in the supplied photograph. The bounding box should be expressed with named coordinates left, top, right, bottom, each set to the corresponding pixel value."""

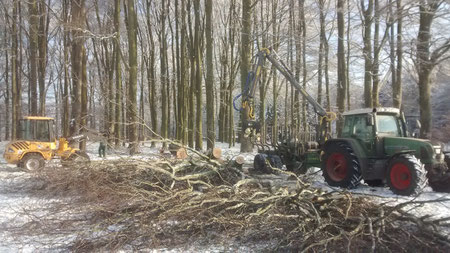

left=326, top=153, right=347, bottom=181
left=390, top=163, right=411, bottom=190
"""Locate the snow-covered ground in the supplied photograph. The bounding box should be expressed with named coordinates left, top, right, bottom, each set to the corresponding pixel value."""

left=0, top=140, right=449, bottom=251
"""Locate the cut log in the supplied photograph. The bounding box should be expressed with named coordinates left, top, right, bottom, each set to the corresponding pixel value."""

left=235, top=155, right=245, bottom=165
left=206, top=148, right=222, bottom=159
left=176, top=148, right=188, bottom=159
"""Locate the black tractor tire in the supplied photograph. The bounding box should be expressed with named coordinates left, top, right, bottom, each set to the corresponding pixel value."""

left=253, top=153, right=270, bottom=174
left=321, top=142, right=362, bottom=189
left=21, top=153, right=45, bottom=172
left=386, top=154, right=427, bottom=196
left=364, top=179, right=385, bottom=187
left=253, top=153, right=282, bottom=174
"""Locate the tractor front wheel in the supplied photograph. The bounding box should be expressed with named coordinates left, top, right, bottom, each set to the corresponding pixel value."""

left=387, top=155, right=427, bottom=196
left=21, top=153, right=45, bottom=172
left=321, top=142, right=362, bottom=189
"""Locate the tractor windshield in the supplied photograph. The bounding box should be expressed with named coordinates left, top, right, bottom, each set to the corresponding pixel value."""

left=376, top=114, right=402, bottom=137
left=19, top=119, right=52, bottom=142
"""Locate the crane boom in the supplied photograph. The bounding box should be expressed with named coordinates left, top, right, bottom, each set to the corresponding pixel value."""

left=239, top=48, right=335, bottom=143
left=244, top=48, right=327, bottom=117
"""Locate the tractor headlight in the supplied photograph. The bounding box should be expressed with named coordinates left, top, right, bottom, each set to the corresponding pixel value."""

left=17, top=150, right=23, bottom=154
left=435, top=147, right=441, bottom=155
left=7, top=148, right=14, bottom=153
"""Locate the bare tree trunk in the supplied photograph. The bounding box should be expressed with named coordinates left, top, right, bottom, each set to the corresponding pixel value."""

left=62, top=0, right=70, bottom=137
left=416, top=0, right=443, bottom=139
left=240, top=0, right=253, bottom=152
left=80, top=48, right=88, bottom=150
left=393, top=0, right=403, bottom=108
left=114, top=0, right=123, bottom=147
left=126, top=0, right=138, bottom=154
left=37, top=0, right=49, bottom=115
left=11, top=0, right=22, bottom=139
left=372, top=0, right=380, bottom=107
left=160, top=0, right=169, bottom=149
left=336, top=0, right=347, bottom=133
left=28, top=0, right=39, bottom=116
left=271, top=0, right=280, bottom=144
left=193, top=0, right=203, bottom=151
left=70, top=0, right=86, bottom=138
left=205, top=0, right=215, bottom=150
left=4, top=16, right=10, bottom=140
left=362, top=0, right=373, bottom=108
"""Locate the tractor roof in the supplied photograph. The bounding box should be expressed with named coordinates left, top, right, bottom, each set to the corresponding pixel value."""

left=342, top=107, right=400, bottom=116
left=23, top=116, right=55, bottom=120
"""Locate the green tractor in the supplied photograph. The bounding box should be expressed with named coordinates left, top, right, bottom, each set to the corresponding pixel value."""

left=239, top=48, right=450, bottom=196
left=320, top=107, right=448, bottom=195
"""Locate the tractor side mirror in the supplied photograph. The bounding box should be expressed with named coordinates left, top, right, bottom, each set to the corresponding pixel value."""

left=367, top=114, right=375, bottom=126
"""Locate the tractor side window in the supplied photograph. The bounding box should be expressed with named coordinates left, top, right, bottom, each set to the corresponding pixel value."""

left=19, top=120, right=33, bottom=141
left=377, top=115, right=400, bottom=136
left=353, top=116, right=373, bottom=139
left=36, top=120, right=50, bottom=142
left=342, top=116, right=353, bottom=137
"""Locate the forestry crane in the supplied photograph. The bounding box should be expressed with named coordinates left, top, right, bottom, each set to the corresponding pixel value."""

left=236, top=48, right=450, bottom=196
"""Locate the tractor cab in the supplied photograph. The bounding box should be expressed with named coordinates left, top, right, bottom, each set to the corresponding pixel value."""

left=18, top=116, right=56, bottom=143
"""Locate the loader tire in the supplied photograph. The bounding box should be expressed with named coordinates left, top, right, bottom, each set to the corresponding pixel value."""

left=322, top=142, right=362, bottom=189
left=387, top=154, right=427, bottom=196
left=21, top=153, right=45, bottom=172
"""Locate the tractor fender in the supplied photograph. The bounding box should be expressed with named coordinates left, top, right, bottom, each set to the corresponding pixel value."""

left=18, top=152, right=45, bottom=165
left=386, top=150, right=416, bottom=163
left=322, top=138, right=369, bottom=172
left=21, top=150, right=52, bottom=161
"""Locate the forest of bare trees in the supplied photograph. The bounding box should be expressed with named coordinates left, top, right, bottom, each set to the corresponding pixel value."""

left=0, top=0, right=450, bottom=151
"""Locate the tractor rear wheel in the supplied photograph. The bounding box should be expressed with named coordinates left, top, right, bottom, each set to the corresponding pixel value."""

left=21, top=153, right=45, bottom=172
left=321, top=142, right=362, bottom=189
left=386, top=155, right=427, bottom=196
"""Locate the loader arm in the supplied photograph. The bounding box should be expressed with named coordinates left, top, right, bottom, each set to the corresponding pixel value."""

left=238, top=48, right=335, bottom=144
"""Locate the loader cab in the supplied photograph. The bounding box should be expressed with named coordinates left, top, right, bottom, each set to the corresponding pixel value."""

left=18, top=116, right=55, bottom=143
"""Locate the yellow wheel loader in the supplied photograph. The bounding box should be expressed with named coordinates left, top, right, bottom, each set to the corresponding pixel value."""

left=3, top=116, right=90, bottom=171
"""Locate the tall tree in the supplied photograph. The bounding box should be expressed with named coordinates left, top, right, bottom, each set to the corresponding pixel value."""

left=126, top=0, right=138, bottom=154
left=37, top=0, right=49, bottom=115
left=4, top=13, right=10, bottom=140
left=416, top=0, right=450, bottom=138
left=160, top=0, right=169, bottom=148
left=193, top=0, right=203, bottom=150
left=394, top=0, right=403, bottom=109
left=114, top=0, right=122, bottom=147
left=336, top=0, right=347, bottom=133
left=62, top=0, right=70, bottom=137
left=240, top=0, right=253, bottom=152
left=361, top=0, right=373, bottom=108
left=205, top=0, right=215, bottom=150
left=28, top=0, right=39, bottom=116
left=70, top=0, right=86, bottom=141
left=11, top=0, right=22, bottom=139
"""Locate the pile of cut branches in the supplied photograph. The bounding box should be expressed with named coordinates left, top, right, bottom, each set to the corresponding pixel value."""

left=30, top=153, right=450, bottom=252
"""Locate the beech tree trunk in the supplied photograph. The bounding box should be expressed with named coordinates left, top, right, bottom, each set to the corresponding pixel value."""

left=240, top=0, right=253, bottom=152
left=205, top=0, right=215, bottom=150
